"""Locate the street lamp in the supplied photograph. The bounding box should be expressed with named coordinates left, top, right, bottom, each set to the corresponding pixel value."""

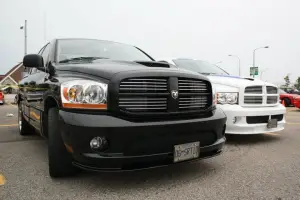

left=20, top=20, right=27, bottom=56
left=228, top=54, right=241, bottom=76
left=252, top=46, right=269, bottom=78
left=214, top=61, right=222, bottom=65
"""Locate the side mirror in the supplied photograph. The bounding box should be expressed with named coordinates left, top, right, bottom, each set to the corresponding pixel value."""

left=23, top=54, right=44, bottom=68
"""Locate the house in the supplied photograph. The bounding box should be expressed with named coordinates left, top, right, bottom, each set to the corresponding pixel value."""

left=0, top=62, right=25, bottom=86
left=0, top=62, right=27, bottom=93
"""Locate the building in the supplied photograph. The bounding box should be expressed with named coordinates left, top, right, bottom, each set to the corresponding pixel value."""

left=0, top=63, right=26, bottom=93
left=0, top=62, right=25, bottom=86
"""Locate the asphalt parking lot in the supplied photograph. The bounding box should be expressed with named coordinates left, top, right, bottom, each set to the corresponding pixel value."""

left=1, top=104, right=300, bottom=200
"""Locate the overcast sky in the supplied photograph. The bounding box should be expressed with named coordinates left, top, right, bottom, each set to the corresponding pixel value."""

left=1, top=0, right=299, bottom=85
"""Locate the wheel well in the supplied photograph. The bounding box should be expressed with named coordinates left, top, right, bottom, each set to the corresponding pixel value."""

left=43, top=97, right=59, bottom=138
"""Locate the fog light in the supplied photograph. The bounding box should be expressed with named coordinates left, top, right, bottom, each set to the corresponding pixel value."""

left=232, top=117, right=237, bottom=124
left=90, top=136, right=108, bottom=151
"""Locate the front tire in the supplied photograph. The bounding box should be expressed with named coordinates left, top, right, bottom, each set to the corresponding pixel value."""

left=48, top=107, right=78, bottom=178
left=283, top=98, right=291, bottom=107
left=18, top=104, right=34, bottom=135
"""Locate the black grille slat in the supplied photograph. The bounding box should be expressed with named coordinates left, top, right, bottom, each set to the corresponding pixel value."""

left=247, top=116, right=269, bottom=124
left=271, top=114, right=283, bottom=121
left=247, top=114, right=284, bottom=124
left=267, top=86, right=278, bottom=94
left=245, top=86, right=263, bottom=94
left=244, top=96, right=263, bottom=104
left=267, top=96, right=278, bottom=104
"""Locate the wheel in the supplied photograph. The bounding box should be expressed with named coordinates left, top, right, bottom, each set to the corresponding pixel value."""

left=283, top=98, right=291, bottom=107
left=47, top=107, right=78, bottom=178
left=14, top=95, right=18, bottom=104
left=18, top=104, right=34, bottom=135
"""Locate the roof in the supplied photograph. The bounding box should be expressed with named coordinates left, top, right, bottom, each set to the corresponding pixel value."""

left=0, top=62, right=23, bottom=85
left=3, top=62, right=22, bottom=77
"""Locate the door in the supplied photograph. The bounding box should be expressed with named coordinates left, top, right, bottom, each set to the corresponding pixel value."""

left=29, top=43, right=51, bottom=133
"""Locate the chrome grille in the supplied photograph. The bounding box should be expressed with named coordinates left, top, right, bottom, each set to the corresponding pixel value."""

left=267, top=96, right=278, bottom=104
left=119, top=77, right=168, bottom=112
left=119, top=78, right=168, bottom=93
left=118, top=77, right=212, bottom=113
left=244, top=96, right=263, bottom=104
left=178, top=79, right=208, bottom=93
left=267, top=86, right=278, bottom=94
left=178, top=78, right=210, bottom=110
left=179, top=96, right=208, bottom=109
left=245, top=86, right=262, bottom=94
left=119, top=97, right=167, bottom=111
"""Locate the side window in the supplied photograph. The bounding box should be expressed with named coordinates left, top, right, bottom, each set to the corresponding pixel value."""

left=29, top=45, right=47, bottom=75
left=41, top=44, right=51, bottom=66
left=30, top=67, right=38, bottom=74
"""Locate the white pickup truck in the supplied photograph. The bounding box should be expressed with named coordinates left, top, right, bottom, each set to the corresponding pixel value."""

left=161, top=58, right=286, bottom=134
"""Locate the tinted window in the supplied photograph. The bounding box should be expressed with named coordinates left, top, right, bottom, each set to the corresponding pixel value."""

left=41, top=44, right=50, bottom=65
left=30, top=67, right=37, bottom=74
left=56, top=39, right=153, bottom=63
left=173, top=59, right=229, bottom=75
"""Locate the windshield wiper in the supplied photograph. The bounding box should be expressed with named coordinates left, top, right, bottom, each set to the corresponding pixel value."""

left=59, top=56, right=108, bottom=63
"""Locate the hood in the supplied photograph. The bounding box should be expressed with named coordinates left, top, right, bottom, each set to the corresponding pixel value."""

left=207, top=74, right=275, bottom=87
left=282, top=93, right=299, bottom=97
left=55, top=60, right=186, bottom=79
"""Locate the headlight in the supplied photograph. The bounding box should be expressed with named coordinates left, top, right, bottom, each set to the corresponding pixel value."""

left=217, top=92, right=238, bottom=104
left=212, top=88, right=217, bottom=105
left=61, top=80, right=107, bottom=109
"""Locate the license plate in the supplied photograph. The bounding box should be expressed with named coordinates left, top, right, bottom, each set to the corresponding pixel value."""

left=267, top=119, right=278, bottom=128
left=174, top=141, right=200, bottom=163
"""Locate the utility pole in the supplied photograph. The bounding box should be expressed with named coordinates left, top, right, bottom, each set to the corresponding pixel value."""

left=20, top=20, right=27, bottom=56
left=252, top=46, right=269, bottom=78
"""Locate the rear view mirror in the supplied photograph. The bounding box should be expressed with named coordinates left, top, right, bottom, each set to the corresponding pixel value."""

left=23, top=54, right=44, bottom=68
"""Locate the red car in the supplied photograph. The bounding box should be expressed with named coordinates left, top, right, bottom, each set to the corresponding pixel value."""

left=294, top=96, right=300, bottom=109
left=279, top=89, right=299, bottom=106
left=0, top=91, right=4, bottom=105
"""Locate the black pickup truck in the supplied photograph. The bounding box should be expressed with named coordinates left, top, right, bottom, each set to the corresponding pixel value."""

left=18, top=38, right=226, bottom=178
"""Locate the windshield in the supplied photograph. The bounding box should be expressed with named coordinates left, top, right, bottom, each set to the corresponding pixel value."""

left=172, top=59, right=229, bottom=75
left=279, top=89, right=287, bottom=94
left=56, top=39, right=153, bottom=63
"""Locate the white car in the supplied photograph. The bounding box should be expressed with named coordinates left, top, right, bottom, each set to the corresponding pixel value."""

left=160, top=58, right=286, bottom=134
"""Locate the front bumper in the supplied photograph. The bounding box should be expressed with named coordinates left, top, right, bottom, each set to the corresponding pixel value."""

left=219, top=104, right=286, bottom=134
left=58, top=108, right=226, bottom=171
left=294, top=99, right=300, bottom=109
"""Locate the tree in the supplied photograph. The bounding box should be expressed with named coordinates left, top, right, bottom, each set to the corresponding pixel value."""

left=284, top=75, right=290, bottom=87
left=294, top=77, right=300, bottom=91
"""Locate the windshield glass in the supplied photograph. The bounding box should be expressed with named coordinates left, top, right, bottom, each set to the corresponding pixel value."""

left=172, top=59, right=229, bottom=75
left=279, top=89, right=287, bottom=94
left=56, top=39, right=153, bottom=63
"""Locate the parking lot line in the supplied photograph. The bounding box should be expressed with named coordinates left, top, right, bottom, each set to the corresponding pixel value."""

left=0, top=124, right=18, bottom=127
left=0, top=174, right=6, bottom=186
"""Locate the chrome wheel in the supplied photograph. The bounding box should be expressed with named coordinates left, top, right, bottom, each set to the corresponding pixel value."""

left=18, top=109, right=22, bottom=131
